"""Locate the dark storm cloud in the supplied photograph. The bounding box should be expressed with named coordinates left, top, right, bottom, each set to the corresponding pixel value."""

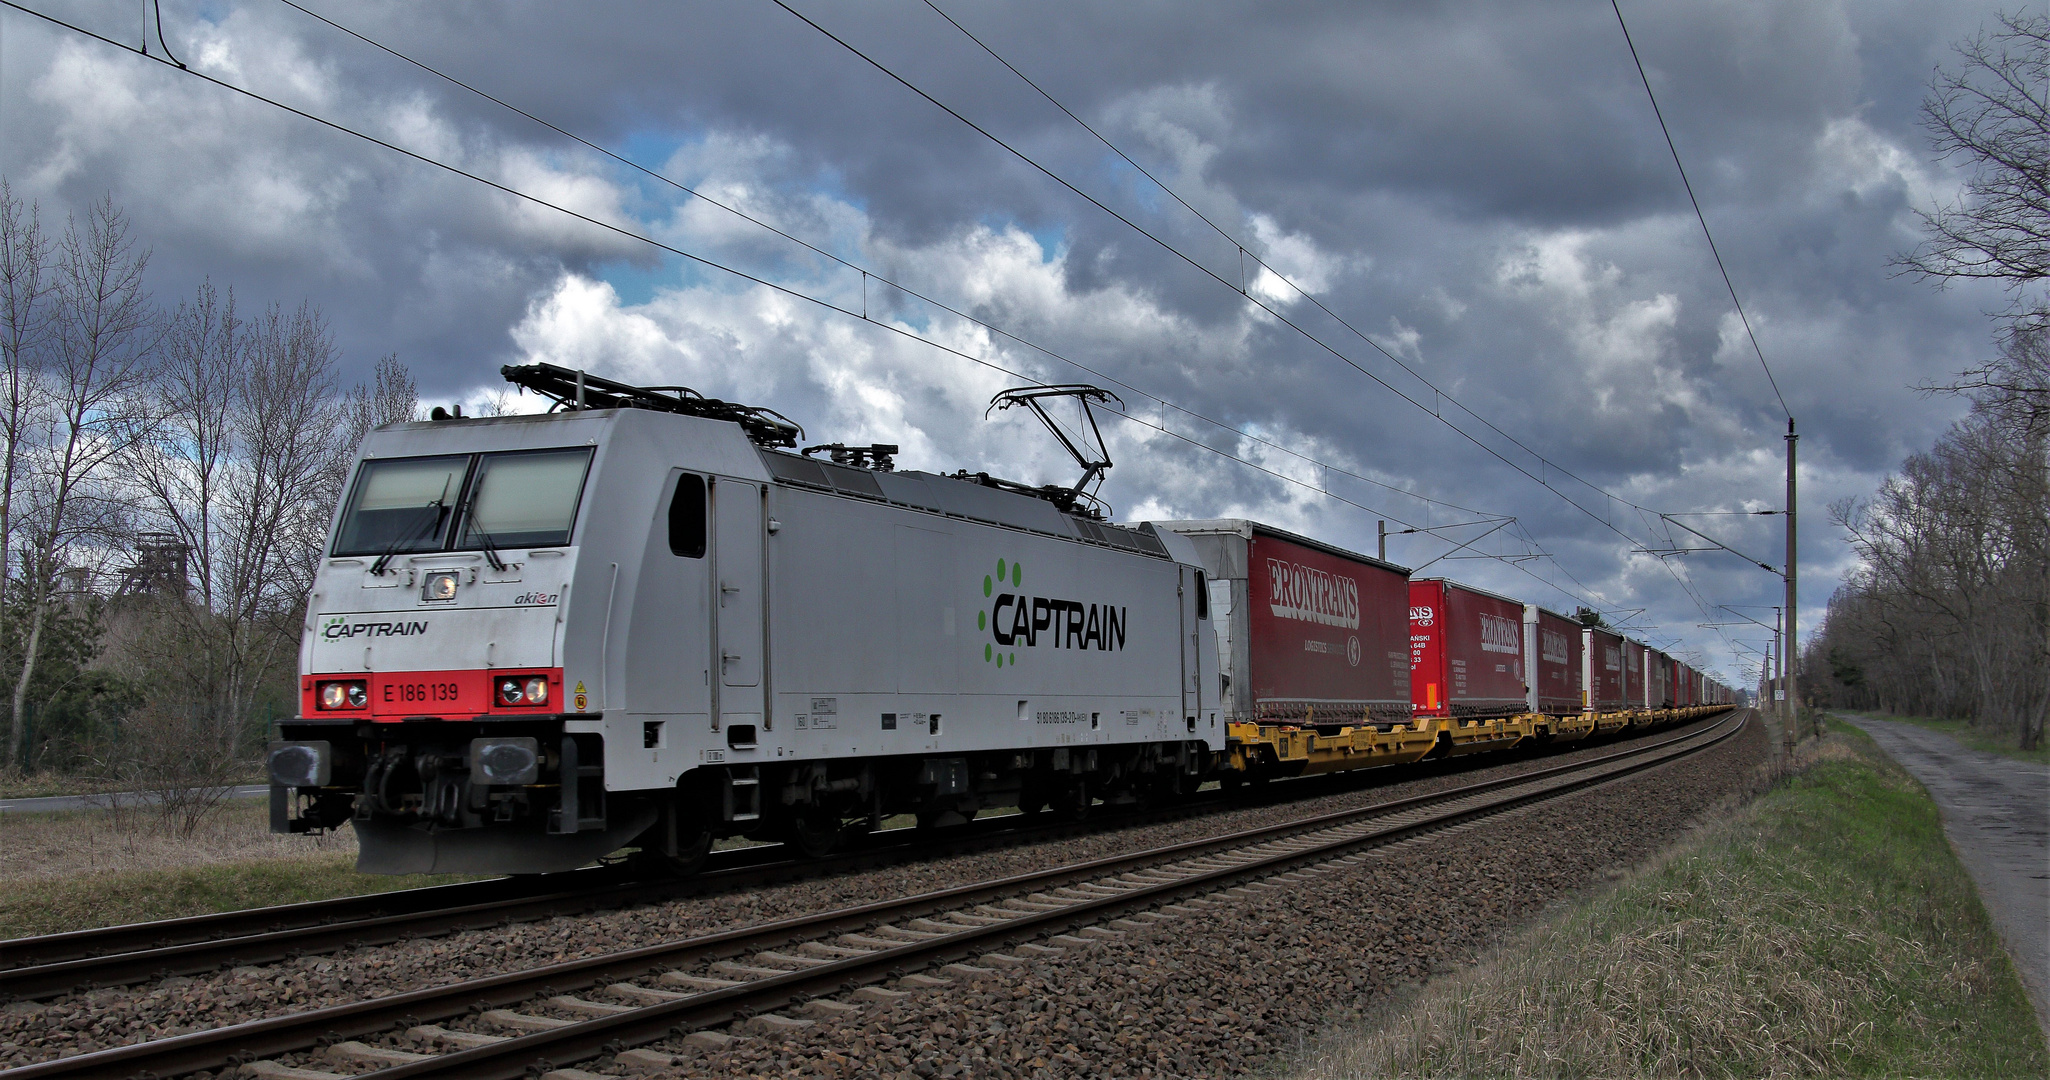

left=0, top=0, right=2019, bottom=682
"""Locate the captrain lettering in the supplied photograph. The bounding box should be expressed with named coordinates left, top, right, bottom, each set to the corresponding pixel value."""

left=990, top=593, right=1126, bottom=651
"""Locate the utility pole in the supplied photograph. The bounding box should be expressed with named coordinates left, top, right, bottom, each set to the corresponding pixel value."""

left=1785, top=417, right=1799, bottom=745
left=1378, top=520, right=1386, bottom=562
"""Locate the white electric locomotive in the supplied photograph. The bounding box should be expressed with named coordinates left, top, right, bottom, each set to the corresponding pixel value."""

left=270, top=365, right=1224, bottom=874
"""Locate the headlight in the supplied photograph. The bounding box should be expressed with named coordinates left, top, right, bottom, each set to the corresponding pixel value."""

left=316, top=680, right=368, bottom=710
left=497, top=675, right=551, bottom=707
left=470, top=737, right=539, bottom=785
left=422, top=571, right=460, bottom=602
left=268, top=741, right=330, bottom=787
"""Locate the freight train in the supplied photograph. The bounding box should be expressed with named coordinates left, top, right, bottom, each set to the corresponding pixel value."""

left=267, top=365, right=1734, bottom=875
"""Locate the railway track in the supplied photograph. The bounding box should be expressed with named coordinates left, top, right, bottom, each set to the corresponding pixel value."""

left=0, top=709, right=1744, bottom=1080
left=0, top=716, right=1719, bottom=1001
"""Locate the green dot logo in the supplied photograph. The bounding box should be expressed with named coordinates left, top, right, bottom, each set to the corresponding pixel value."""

left=980, top=557, right=1025, bottom=666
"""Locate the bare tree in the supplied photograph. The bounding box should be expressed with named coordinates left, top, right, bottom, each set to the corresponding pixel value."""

left=126, top=298, right=359, bottom=753
left=1854, top=11, right=2050, bottom=752
left=1, top=181, right=53, bottom=617
left=1899, top=12, right=2050, bottom=328
left=7, top=196, right=160, bottom=771
left=341, top=353, right=417, bottom=448
left=1829, top=402, right=2049, bottom=749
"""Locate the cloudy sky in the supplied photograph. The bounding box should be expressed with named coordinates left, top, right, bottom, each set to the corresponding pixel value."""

left=0, top=0, right=2021, bottom=686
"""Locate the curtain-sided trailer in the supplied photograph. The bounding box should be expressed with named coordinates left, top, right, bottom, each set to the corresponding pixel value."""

left=1157, top=520, right=1436, bottom=778
left=1524, top=605, right=1583, bottom=721
left=1408, top=578, right=1527, bottom=721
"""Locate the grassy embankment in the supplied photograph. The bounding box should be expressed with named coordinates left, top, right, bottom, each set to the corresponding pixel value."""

left=1289, top=724, right=2049, bottom=1079
left=0, top=769, right=264, bottom=800
left=1834, top=710, right=2050, bottom=766
left=0, top=801, right=478, bottom=940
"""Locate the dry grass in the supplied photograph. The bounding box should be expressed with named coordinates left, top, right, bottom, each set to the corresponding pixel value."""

left=0, top=800, right=352, bottom=882
left=0, top=803, right=477, bottom=939
left=1287, top=728, right=2049, bottom=1079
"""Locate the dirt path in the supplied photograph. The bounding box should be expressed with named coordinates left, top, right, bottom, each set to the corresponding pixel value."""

left=1844, top=715, right=2050, bottom=1036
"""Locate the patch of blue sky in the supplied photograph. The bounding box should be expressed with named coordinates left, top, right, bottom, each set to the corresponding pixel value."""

left=609, top=129, right=709, bottom=199
left=593, top=125, right=876, bottom=306
left=1101, top=155, right=1167, bottom=216
left=600, top=252, right=688, bottom=307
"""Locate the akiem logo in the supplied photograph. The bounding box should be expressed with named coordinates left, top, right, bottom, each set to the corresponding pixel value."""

left=976, top=557, right=1129, bottom=668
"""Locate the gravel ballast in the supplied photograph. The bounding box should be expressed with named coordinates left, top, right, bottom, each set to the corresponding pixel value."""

left=0, top=716, right=1762, bottom=1075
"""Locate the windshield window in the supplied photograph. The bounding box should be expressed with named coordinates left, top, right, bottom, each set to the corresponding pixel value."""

left=333, top=456, right=469, bottom=556
left=459, top=448, right=593, bottom=550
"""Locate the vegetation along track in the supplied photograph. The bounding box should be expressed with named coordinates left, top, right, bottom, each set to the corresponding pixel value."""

left=0, top=710, right=1744, bottom=1080
left=0, top=716, right=1717, bottom=1000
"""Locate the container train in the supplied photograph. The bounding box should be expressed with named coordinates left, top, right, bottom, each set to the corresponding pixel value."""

left=267, top=365, right=1734, bottom=875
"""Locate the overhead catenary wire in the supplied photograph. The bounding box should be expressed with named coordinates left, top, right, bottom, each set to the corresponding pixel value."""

left=265, top=0, right=1632, bottom=613
left=921, top=0, right=1773, bottom=680
left=1609, top=0, right=1789, bottom=420
left=903, top=0, right=1722, bottom=540
left=910, top=0, right=1769, bottom=668
left=1, top=0, right=1649, bottom=625
left=776, top=0, right=1767, bottom=639
left=1, top=0, right=1630, bottom=614
left=269, top=0, right=1497, bottom=526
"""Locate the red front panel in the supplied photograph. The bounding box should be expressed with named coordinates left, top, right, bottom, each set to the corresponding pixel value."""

left=1623, top=641, right=1644, bottom=707
left=1409, top=580, right=1447, bottom=716
left=1533, top=609, right=1581, bottom=715
left=1409, top=579, right=1524, bottom=717
left=300, top=668, right=564, bottom=720
left=1245, top=533, right=1411, bottom=723
left=1586, top=628, right=1626, bottom=710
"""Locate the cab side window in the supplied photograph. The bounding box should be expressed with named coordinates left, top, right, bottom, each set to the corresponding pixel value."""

left=668, top=474, right=707, bottom=558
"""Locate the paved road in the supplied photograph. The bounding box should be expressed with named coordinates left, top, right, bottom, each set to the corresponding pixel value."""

left=0, top=784, right=269, bottom=814
left=1843, top=716, right=2050, bottom=1036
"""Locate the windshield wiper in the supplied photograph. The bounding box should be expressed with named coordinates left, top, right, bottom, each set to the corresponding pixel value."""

left=454, top=481, right=508, bottom=572
left=473, top=525, right=507, bottom=572
left=369, top=498, right=447, bottom=577
left=370, top=474, right=455, bottom=577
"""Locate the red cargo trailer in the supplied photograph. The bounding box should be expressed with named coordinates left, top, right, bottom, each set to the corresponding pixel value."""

left=1409, top=579, right=1527, bottom=720
left=1526, top=606, right=1582, bottom=716
left=1159, top=520, right=1412, bottom=728
left=1582, top=626, right=1626, bottom=712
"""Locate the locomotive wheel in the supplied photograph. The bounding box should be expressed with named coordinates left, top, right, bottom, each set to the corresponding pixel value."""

left=781, top=805, right=843, bottom=859
left=1053, top=780, right=1091, bottom=821
left=629, top=822, right=713, bottom=878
